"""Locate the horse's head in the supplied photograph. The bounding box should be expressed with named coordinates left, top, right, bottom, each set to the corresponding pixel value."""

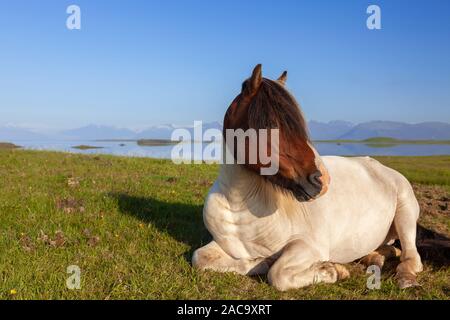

left=223, top=64, right=330, bottom=201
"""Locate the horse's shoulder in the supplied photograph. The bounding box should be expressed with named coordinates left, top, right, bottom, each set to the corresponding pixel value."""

left=203, top=181, right=228, bottom=211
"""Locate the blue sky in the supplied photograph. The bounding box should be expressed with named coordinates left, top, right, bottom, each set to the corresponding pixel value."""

left=0, top=0, right=449, bottom=129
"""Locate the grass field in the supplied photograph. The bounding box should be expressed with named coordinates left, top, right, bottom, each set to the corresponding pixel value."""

left=0, top=150, right=448, bottom=300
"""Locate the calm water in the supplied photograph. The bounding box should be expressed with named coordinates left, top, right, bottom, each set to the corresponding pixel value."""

left=9, top=140, right=450, bottom=160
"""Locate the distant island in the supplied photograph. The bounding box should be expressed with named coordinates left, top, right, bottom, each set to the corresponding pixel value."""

left=137, top=139, right=181, bottom=146
left=98, top=139, right=210, bottom=146
left=0, top=142, right=21, bottom=149
left=314, top=137, right=450, bottom=145
left=72, top=145, right=104, bottom=150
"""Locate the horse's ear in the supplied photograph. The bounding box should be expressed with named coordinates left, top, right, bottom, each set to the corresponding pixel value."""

left=277, top=71, right=287, bottom=85
left=248, top=64, right=263, bottom=94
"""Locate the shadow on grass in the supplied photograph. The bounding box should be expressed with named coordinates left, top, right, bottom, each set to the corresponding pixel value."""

left=416, top=225, right=450, bottom=268
left=363, top=225, right=450, bottom=274
left=110, top=192, right=212, bottom=261
left=110, top=192, right=449, bottom=272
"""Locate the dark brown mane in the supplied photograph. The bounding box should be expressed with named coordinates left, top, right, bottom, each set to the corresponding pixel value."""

left=245, top=78, right=309, bottom=139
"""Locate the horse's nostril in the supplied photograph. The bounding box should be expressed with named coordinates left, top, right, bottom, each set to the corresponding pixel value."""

left=308, top=171, right=323, bottom=188
left=291, top=171, right=323, bottom=200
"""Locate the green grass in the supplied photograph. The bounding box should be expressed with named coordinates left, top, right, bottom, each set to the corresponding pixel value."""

left=0, top=150, right=448, bottom=300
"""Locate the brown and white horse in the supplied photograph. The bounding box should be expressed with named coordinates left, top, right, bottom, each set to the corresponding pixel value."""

left=192, top=64, right=422, bottom=290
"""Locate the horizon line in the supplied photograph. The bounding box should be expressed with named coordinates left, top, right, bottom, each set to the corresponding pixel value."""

left=2, top=119, right=450, bottom=133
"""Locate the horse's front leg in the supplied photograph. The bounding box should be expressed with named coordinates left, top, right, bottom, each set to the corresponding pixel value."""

left=268, top=239, right=350, bottom=291
left=192, top=241, right=270, bottom=275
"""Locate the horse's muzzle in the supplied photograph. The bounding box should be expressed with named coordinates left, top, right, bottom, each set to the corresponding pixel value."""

left=289, top=171, right=324, bottom=201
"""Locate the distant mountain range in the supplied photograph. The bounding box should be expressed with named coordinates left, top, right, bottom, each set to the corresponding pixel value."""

left=308, top=121, right=354, bottom=140
left=335, top=121, right=450, bottom=140
left=61, top=124, right=137, bottom=140
left=1, top=120, right=450, bottom=141
left=0, top=125, right=48, bottom=141
left=133, top=123, right=219, bottom=140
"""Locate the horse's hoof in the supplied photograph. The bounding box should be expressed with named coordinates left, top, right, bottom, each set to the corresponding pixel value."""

left=396, top=272, right=420, bottom=289
left=360, top=253, right=385, bottom=269
left=334, top=263, right=350, bottom=280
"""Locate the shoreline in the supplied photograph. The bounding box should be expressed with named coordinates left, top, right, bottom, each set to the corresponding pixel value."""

left=2, top=146, right=450, bottom=159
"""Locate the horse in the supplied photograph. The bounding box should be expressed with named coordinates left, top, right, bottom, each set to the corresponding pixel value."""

left=192, top=64, right=423, bottom=291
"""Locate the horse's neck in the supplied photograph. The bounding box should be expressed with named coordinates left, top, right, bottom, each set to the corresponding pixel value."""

left=217, top=164, right=301, bottom=217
